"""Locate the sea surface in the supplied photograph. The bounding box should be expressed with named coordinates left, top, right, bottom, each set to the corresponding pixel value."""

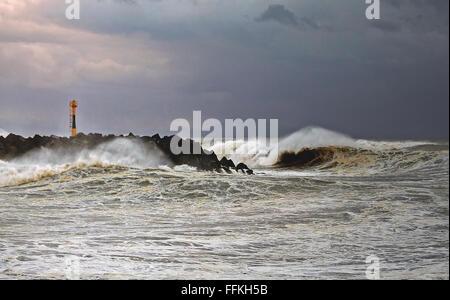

left=0, top=127, right=448, bottom=279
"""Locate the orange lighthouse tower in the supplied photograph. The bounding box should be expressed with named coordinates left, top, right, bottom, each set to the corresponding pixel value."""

left=69, top=100, right=78, bottom=137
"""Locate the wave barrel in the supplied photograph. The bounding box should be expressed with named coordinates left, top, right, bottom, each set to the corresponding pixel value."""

left=69, top=100, right=78, bottom=137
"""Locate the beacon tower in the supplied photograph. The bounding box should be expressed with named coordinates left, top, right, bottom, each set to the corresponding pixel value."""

left=69, top=100, right=78, bottom=137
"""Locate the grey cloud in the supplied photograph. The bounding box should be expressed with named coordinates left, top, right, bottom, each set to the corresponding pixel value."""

left=97, top=0, right=162, bottom=5
left=116, top=0, right=138, bottom=4
left=384, top=0, right=448, bottom=34
left=255, top=4, right=322, bottom=31
left=390, top=0, right=449, bottom=12
left=101, top=0, right=137, bottom=4
left=386, top=0, right=402, bottom=9
left=110, top=0, right=164, bottom=4
left=256, top=4, right=299, bottom=27
left=0, top=0, right=448, bottom=139
left=370, top=20, right=402, bottom=32
left=299, top=16, right=321, bottom=30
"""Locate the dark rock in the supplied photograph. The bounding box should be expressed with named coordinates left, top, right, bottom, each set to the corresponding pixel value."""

left=0, top=133, right=254, bottom=175
left=220, top=157, right=235, bottom=168
left=235, top=162, right=250, bottom=173
left=222, top=166, right=233, bottom=174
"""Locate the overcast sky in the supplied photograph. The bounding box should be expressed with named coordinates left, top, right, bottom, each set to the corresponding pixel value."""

left=0, top=0, right=448, bottom=138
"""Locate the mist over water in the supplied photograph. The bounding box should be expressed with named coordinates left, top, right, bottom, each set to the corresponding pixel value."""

left=0, top=129, right=9, bottom=138
left=0, top=127, right=448, bottom=279
left=0, top=138, right=171, bottom=187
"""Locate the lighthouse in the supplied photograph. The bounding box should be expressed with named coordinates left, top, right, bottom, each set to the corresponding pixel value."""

left=69, top=100, right=78, bottom=137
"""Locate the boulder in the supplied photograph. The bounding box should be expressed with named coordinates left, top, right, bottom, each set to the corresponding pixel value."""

left=0, top=133, right=254, bottom=175
left=220, top=157, right=236, bottom=168
left=235, top=162, right=250, bottom=173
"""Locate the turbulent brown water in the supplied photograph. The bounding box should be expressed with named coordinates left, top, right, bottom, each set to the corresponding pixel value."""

left=0, top=127, right=448, bottom=279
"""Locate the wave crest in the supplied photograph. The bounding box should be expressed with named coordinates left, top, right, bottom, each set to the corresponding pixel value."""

left=205, top=126, right=448, bottom=174
left=276, top=146, right=340, bottom=168
left=275, top=145, right=448, bottom=176
left=0, top=138, right=170, bottom=187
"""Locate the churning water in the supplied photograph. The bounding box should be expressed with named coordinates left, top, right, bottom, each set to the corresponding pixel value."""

left=0, top=127, right=448, bottom=279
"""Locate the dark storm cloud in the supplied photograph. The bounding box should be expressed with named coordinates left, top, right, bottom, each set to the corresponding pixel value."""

left=370, top=20, right=402, bottom=32
left=256, top=4, right=299, bottom=27
left=384, top=0, right=448, bottom=33
left=388, top=0, right=449, bottom=12
left=255, top=4, right=322, bottom=31
left=0, top=0, right=448, bottom=139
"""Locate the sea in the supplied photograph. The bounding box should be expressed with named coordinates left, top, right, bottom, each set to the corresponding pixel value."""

left=0, top=127, right=448, bottom=279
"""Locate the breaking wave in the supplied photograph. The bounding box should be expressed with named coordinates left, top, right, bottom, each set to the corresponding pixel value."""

left=0, top=128, right=9, bottom=138
left=0, top=138, right=171, bottom=187
left=205, top=127, right=449, bottom=175
left=275, top=145, right=449, bottom=175
left=1, top=127, right=448, bottom=187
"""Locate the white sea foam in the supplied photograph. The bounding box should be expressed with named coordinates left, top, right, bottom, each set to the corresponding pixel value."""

left=355, top=139, right=438, bottom=150
left=205, top=126, right=356, bottom=167
left=204, top=126, right=446, bottom=172
left=1, top=128, right=446, bottom=186
left=0, top=138, right=170, bottom=187
left=0, top=128, right=9, bottom=137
